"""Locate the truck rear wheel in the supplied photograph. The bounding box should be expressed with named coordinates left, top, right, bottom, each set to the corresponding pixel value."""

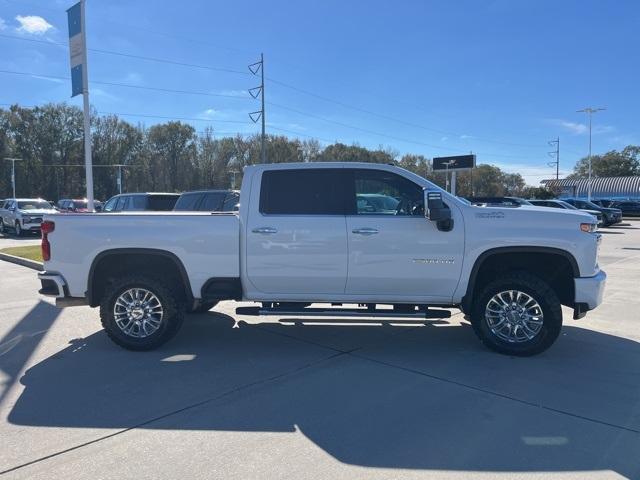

left=470, top=272, right=562, bottom=356
left=100, top=275, right=184, bottom=351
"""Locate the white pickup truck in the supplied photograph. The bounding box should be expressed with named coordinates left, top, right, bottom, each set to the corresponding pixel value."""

left=37, top=162, right=606, bottom=356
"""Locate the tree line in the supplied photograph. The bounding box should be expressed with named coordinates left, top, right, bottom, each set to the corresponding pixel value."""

left=1, top=103, right=637, bottom=201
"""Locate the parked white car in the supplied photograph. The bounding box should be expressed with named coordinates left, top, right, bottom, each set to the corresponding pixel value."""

left=37, top=162, right=606, bottom=356
left=0, top=198, right=57, bottom=236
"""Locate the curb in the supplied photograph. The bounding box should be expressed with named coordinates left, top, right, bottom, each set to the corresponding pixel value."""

left=0, top=252, right=43, bottom=271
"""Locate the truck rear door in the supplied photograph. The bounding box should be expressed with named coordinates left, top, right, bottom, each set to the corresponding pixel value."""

left=245, top=168, right=348, bottom=296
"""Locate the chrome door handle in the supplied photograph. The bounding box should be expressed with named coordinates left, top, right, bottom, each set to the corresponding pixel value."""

left=252, top=226, right=277, bottom=234
left=352, top=227, right=379, bottom=236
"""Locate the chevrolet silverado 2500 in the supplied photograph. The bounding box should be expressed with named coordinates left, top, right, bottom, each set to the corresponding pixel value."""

left=37, top=162, right=606, bottom=356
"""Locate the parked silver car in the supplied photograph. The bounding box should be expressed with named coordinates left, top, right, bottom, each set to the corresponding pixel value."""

left=0, top=198, right=57, bottom=236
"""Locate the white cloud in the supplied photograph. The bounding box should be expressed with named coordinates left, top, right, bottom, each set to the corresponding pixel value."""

left=0, top=18, right=7, bottom=30
left=440, top=136, right=448, bottom=142
left=123, top=72, right=143, bottom=85
left=15, top=15, right=53, bottom=35
left=200, top=108, right=217, bottom=119
left=459, top=134, right=473, bottom=140
left=548, top=118, right=614, bottom=136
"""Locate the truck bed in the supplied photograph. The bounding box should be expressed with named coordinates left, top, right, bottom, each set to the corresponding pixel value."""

left=43, top=212, right=240, bottom=299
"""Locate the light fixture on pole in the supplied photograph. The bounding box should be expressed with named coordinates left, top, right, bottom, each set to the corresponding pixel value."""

left=4, top=157, right=23, bottom=198
left=576, top=107, right=606, bottom=201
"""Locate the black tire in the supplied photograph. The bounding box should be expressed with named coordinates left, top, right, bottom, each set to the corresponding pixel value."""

left=189, top=301, right=219, bottom=313
left=100, top=275, right=184, bottom=351
left=470, top=272, right=563, bottom=356
left=14, top=221, right=22, bottom=237
left=0, top=219, right=4, bottom=235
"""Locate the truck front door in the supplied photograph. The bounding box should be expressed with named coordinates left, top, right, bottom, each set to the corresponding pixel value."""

left=344, top=168, right=464, bottom=302
left=245, top=168, right=349, bottom=296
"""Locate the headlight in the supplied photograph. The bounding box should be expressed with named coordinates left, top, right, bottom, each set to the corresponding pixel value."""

left=22, top=216, right=32, bottom=223
left=580, top=223, right=597, bottom=233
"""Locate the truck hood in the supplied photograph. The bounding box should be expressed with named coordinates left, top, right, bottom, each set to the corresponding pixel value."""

left=471, top=204, right=597, bottom=223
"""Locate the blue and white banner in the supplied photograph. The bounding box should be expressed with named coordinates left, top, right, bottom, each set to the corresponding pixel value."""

left=67, top=2, right=84, bottom=97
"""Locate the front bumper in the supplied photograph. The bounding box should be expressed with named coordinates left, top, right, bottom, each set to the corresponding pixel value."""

left=22, top=221, right=43, bottom=231
left=573, top=269, right=607, bottom=318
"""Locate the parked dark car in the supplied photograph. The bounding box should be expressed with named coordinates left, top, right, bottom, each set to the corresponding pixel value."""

left=592, top=199, right=618, bottom=208
left=57, top=198, right=103, bottom=213
left=466, top=196, right=532, bottom=207
left=173, top=190, right=240, bottom=212
left=102, top=193, right=180, bottom=212
left=528, top=199, right=604, bottom=226
left=562, top=198, right=622, bottom=226
left=613, top=200, right=640, bottom=217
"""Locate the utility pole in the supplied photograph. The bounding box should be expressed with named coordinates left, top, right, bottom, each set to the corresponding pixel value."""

left=577, top=107, right=606, bottom=201
left=547, top=137, right=560, bottom=180
left=4, top=157, right=23, bottom=198
left=248, top=53, right=266, bottom=163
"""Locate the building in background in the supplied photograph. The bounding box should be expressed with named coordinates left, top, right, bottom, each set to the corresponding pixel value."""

left=541, top=176, right=640, bottom=199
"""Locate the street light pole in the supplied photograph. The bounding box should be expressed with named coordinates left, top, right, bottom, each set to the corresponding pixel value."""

left=4, top=157, right=23, bottom=198
left=577, top=107, right=606, bottom=201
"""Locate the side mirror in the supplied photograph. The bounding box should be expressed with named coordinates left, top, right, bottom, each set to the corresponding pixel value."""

left=424, top=191, right=451, bottom=222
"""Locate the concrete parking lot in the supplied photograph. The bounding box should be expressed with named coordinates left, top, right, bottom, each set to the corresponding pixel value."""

left=0, top=221, right=639, bottom=479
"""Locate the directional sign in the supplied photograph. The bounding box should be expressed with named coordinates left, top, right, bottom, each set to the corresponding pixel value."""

left=433, top=154, right=476, bottom=171
left=67, top=2, right=85, bottom=97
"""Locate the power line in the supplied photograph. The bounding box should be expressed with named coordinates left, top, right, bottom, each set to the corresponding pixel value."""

left=0, top=33, right=251, bottom=77
left=0, top=69, right=251, bottom=101
left=1, top=32, right=549, bottom=150
left=265, top=77, right=546, bottom=149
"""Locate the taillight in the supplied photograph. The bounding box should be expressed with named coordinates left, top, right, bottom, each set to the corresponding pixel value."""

left=41, top=221, right=55, bottom=261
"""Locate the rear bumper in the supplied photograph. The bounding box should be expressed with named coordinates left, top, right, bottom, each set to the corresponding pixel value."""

left=573, top=270, right=607, bottom=317
left=38, top=271, right=88, bottom=307
left=38, top=271, right=67, bottom=297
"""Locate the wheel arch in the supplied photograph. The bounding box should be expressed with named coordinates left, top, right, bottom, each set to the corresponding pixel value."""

left=461, top=246, right=579, bottom=313
left=87, top=248, right=194, bottom=308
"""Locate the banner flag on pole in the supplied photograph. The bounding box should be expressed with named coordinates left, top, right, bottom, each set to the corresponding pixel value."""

left=67, top=2, right=84, bottom=97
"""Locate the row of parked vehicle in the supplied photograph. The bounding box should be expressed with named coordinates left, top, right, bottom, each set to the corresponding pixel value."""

left=467, top=196, right=640, bottom=227
left=1, top=187, right=638, bottom=237
left=0, top=190, right=240, bottom=236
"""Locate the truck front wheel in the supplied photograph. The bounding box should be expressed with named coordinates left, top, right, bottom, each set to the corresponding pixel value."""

left=470, top=272, right=563, bottom=356
left=100, top=275, right=184, bottom=351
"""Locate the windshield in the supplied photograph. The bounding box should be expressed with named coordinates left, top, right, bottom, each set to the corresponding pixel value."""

left=73, top=201, right=88, bottom=209
left=18, top=201, right=52, bottom=210
left=582, top=200, right=602, bottom=209
left=557, top=201, right=578, bottom=210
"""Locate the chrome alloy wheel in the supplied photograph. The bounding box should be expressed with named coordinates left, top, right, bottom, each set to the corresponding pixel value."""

left=485, top=290, right=544, bottom=343
left=113, top=288, right=164, bottom=338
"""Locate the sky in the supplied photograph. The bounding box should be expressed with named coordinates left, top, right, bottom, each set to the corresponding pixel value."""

left=0, top=0, right=638, bottom=185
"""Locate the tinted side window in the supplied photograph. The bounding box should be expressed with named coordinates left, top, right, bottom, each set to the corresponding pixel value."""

left=222, top=192, right=240, bottom=212
left=200, top=192, right=226, bottom=211
left=260, top=169, right=347, bottom=215
left=174, top=193, right=202, bottom=211
left=147, top=195, right=178, bottom=211
left=129, top=195, right=148, bottom=210
left=103, top=197, right=117, bottom=212
left=350, top=169, right=423, bottom=216
left=114, top=196, right=126, bottom=211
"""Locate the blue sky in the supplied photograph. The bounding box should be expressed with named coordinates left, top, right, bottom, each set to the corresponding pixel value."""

left=0, top=0, right=638, bottom=185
